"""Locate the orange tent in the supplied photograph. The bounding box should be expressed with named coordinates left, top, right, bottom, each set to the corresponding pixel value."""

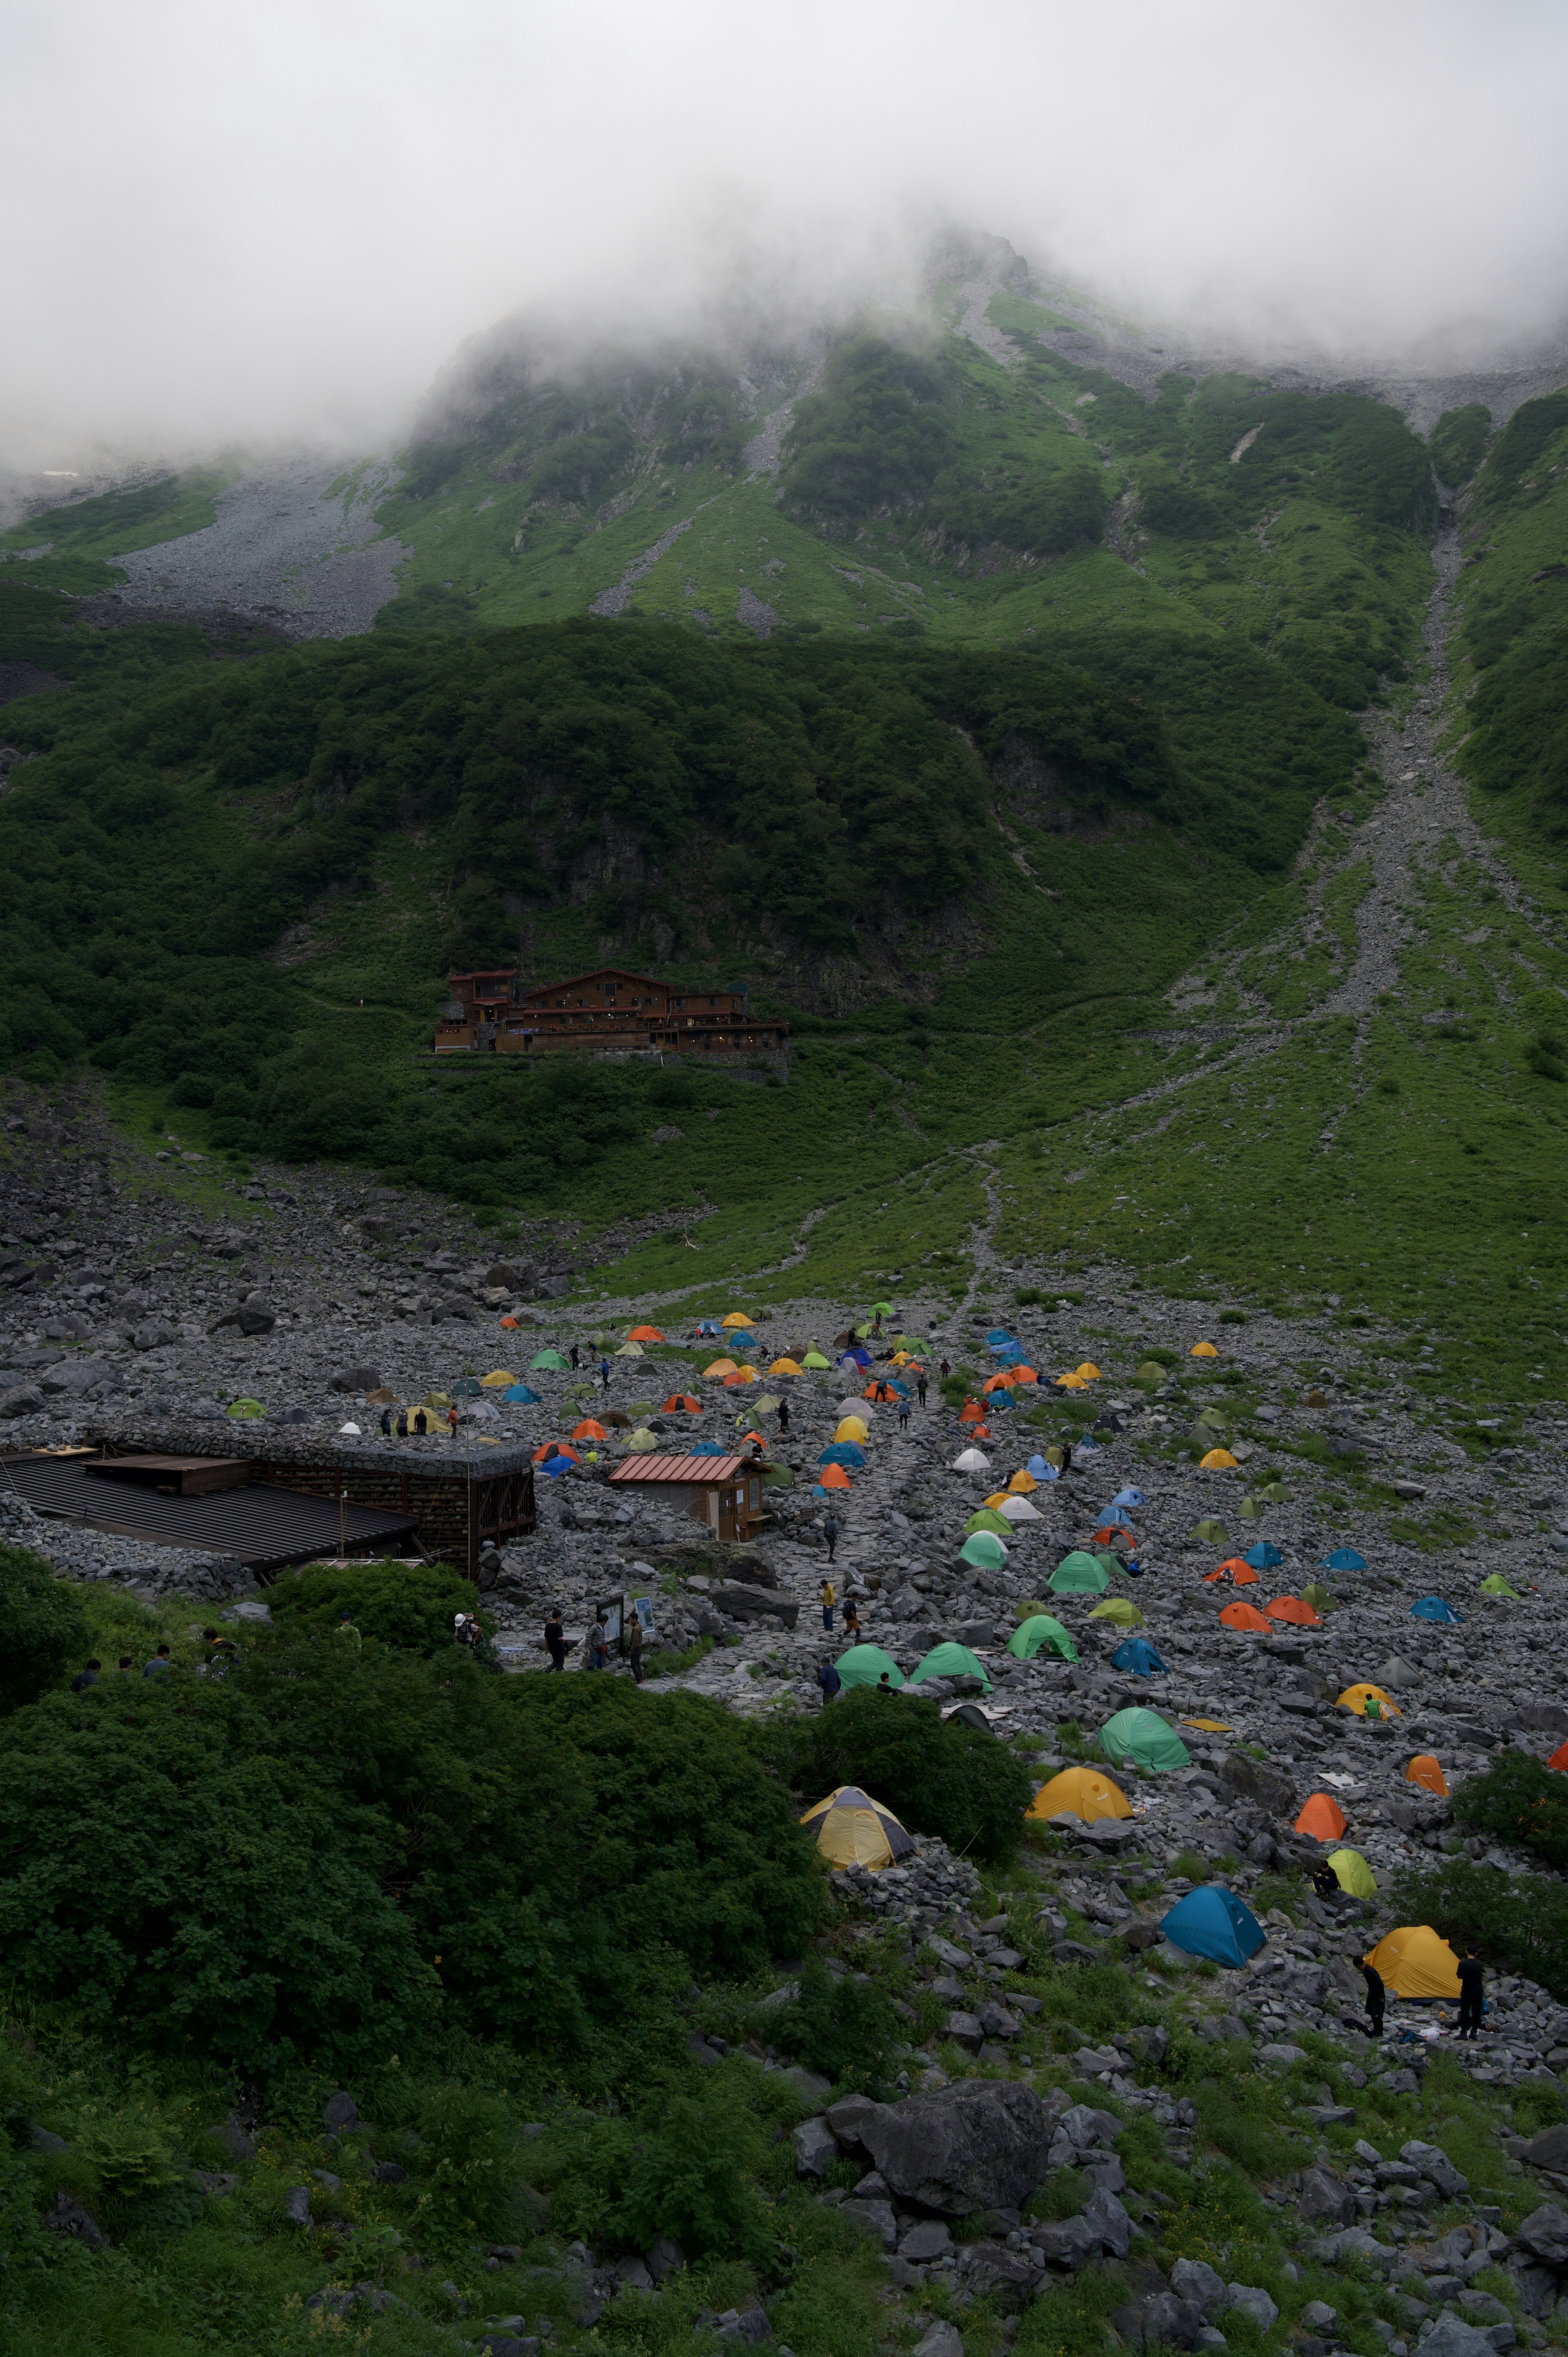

left=819, top=1463, right=852, bottom=1490
left=982, top=1372, right=1018, bottom=1394
left=1295, top=1793, right=1348, bottom=1841
left=572, top=1418, right=608, bottom=1442
left=1011, top=1366, right=1039, bottom=1385
left=1265, top=1595, right=1321, bottom=1626
left=724, top=1369, right=757, bottom=1387
left=959, top=1400, right=986, bottom=1423
left=1406, top=1755, right=1450, bottom=1796
left=1204, top=1560, right=1259, bottom=1585
left=1219, top=1601, right=1272, bottom=1632
left=1550, top=1742, right=1568, bottom=1773
left=628, top=1325, right=665, bottom=1342
left=1093, top=1525, right=1130, bottom=1547
left=703, top=1358, right=738, bottom=1378
left=534, top=1443, right=580, bottom=1465
left=662, top=1394, right=701, bottom=1413
left=499, top=1316, right=519, bottom=1329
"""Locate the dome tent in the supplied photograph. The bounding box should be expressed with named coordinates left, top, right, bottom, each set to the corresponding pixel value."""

left=1405, top=1754, right=1450, bottom=1796
left=801, top=1786, right=914, bottom=1871
left=1098, top=1708, right=1189, bottom=1771
left=960, top=1531, right=1009, bottom=1570
left=1111, top=1637, right=1168, bottom=1676
left=1327, top=1848, right=1377, bottom=1899
left=1161, top=1886, right=1265, bottom=1967
left=1049, top=1550, right=1111, bottom=1595
left=1410, top=1596, right=1463, bottom=1624
left=1089, top=1597, right=1143, bottom=1627
left=909, top=1641, right=991, bottom=1692
left=1294, top=1793, right=1348, bottom=1840
left=1364, top=1925, right=1461, bottom=2000
left=834, top=1646, right=904, bottom=1692
left=1029, top=1766, right=1131, bottom=1824
left=1007, top=1614, right=1078, bottom=1662
left=1338, top=1682, right=1400, bottom=1718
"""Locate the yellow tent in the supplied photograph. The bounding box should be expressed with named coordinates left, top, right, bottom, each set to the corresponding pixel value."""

left=722, top=1311, right=755, bottom=1329
left=480, top=1369, right=519, bottom=1388
left=800, top=1785, right=914, bottom=1870
left=1008, top=1470, right=1038, bottom=1494
left=1338, top=1682, right=1401, bottom=1718
left=835, top=1418, right=870, bottom=1445
left=1076, top=1362, right=1102, bottom=1380
left=1200, top=1447, right=1240, bottom=1471
left=770, top=1358, right=802, bottom=1376
left=1328, top=1849, right=1378, bottom=1899
left=1029, top=1766, right=1132, bottom=1824
left=1364, top=1925, right=1461, bottom=2000
left=1055, top=1373, right=1088, bottom=1391
left=1191, top=1342, right=1218, bottom=1358
left=1089, top=1597, right=1144, bottom=1626
left=703, top=1358, right=738, bottom=1378
left=614, top=1341, right=644, bottom=1357
left=983, top=1491, right=1011, bottom=1510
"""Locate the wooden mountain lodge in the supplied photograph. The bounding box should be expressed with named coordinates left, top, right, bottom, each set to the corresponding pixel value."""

left=433, top=966, right=788, bottom=1068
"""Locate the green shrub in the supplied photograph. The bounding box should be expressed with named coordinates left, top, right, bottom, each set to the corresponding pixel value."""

left=538, top=2077, right=773, bottom=2260
left=1452, top=1750, right=1568, bottom=1869
left=762, top=1688, right=1033, bottom=1864
left=766, top=1954, right=903, bottom=2096
left=1430, top=405, right=1492, bottom=485
left=268, top=1556, right=486, bottom=1656
left=0, top=1544, right=92, bottom=1712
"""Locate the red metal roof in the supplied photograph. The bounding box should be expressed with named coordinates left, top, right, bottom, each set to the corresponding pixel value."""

left=609, top=1454, right=751, bottom=1484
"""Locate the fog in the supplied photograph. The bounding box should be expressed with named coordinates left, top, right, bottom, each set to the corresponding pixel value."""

left=5, top=0, right=1567, bottom=469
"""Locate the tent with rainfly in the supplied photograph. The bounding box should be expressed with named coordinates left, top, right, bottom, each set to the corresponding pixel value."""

left=819, top=1443, right=866, bottom=1470
left=530, top=1349, right=569, bottom=1371
left=909, top=1642, right=991, bottom=1692
left=965, top=1508, right=1013, bottom=1538
left=1265, top=1595, right=1321, bottom=1627
left=1111, top=1637, right=1168, bottom=1677
left=1088, top=1597, right=1143, bottom=1627
left=1328, top=1848, right=1378, bottom=1898
left=1161, top=1886, right=1265, bottom=1967
left=1410, top=1596, right=1463, bottom=1624
left=1406, top=1755, right=1450, bottom=1795
left=1243, top=1543, right=1283, bottom=1570
left=1008, top=1614, right=1078, bottom=1662
left=1190, top=1518, right=1229, bottom=1544
left=1322, top=1548, right=1367, bottom=1571
left=1098, top=1708, right=1189, bottom=1771
left=1364, top=1925, right=1461, bottom=1999
left=1219, top=1602, right=1272, bottom=1633
left=1301, top=1581, right=1336, bottom=1615
left=800, top=1785, right=914, bottom=1870
left=1294, top=1793, right=1348, bottom=1840
left=503, top=1383, right=540, bottom=1404
left=1338, top=1682, right=1400, bottom=1717
left=1049, top=1552, right=1111, bottom=1596
left=1029, top=1766, right=1131, bottom=1824
left=960, top=1531, right=1009, bottom=1570
left=1480, top=1574, right=1523, bottom=1598
left=835, top=1645, right=904, bottom=1692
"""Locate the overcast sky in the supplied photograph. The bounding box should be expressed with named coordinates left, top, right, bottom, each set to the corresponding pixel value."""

left=5, top=0, right=1567, bottom=466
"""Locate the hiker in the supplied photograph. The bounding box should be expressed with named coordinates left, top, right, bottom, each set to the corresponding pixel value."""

left=600, top=1356, right=611, bottom=1391
left=413, top=1407, right=428, bottom=1436
left=71, top=1658, right=101, bottom=1692
left=842, top=1595, right=861, bottom=1640
left=777, top=1398, right=790, bottom=1434
left=820, top=1576, right=835, bottom=1632
left=544, top=1611, right=566, bottom=1671
left=822, top=1512, right=840, bottom=1565
left=117, top=1655, right=134, bottom=1674
left=817, top=1656, right=841, bottom=1701
left=1311, top=1863, right=1338, bottom=1899
left=898, top=1398, right=910, bottom=1432
left=872, top=1312, right=883, bottom=1340
left=1457, top=1945, right=1486, bottom=2039
left=1060, top=1441, right=1074, bottom=1476
left=446, top=1405, right=459, bottom=1436
left=1361, top=1955, right=1386, bottom=2037
left=143, top=1643, right=173, bottom=1679
left=379, top=1406, right=392, bottom=1437
left=916, top=1374, right=927, bottom=1407
left=876, top=1672, right=894, bottom=1694
left=334, top=1609, right=362, bottom=1652
left=586, top=1614, right=609, bottom=1671
left=570, top=1344, right=580, bottom=1369
left=628, top=1613, right=645, bottom=1684
left=454, top=1612, right=481, bottom=1652
left=939, top=1358, right=951, bottom=1380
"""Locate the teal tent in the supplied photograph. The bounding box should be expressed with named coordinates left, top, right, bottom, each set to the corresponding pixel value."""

left=1097, top=1708, right=1189, bottom=1771
left=835, top=1645, right=905, bottom=1692
left=908, top=1642, right=992, bottom=1692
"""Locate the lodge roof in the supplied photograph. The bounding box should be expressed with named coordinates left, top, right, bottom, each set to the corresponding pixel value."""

left=608, top=1454, right=752, bottom=1484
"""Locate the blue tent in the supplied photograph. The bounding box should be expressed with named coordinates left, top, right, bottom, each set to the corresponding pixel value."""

left=537, top=1454, right=572, bottom=1479
left=1111, top=1638, right=1169, bottom=1677
left=1410, top=1595, right=1463, bottom=1625
left=1161, top=1886, right=1266, bottom=1967
left=886, top=1378, right=911, bottom=1398
left=1243, top=1542, right=1283, bottom=1569
left=503, top=1383, right=540, bottom=1404
left=1322, top=1548, right=1367, bottom=1572
left=819, top=1443, right=866, bottom=1469
left=841, top=1347, right=871, bottom=1368
left=689, top=1440, right=728, bottom=1457
left=1075, top=1438, right=1101, bottom=1456
left=1113, top=1487, right=1147, bottom=1509
left=1097, top=1508, right=1134, bottom=1532
left=986, top=1329, right=1017, bottom=1350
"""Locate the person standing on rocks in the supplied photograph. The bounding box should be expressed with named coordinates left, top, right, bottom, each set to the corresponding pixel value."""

left=599, top=1356, right=611, bottom=1391
left=544, top=1610, right=566, bottom=1671
left=412, top=1407, right=428, bottom=1436
left=585, top=1614, right=609, bottom=1671
left=1457, top=1945, right=1486, bottom=2039
left=379, top=1407, right=392, bottom=1437
left=898, top=1398, right=911, bottom=1432
left=817, top=1656, right=841, bottom=1701
left=570, top=1345, right=580, bottom=1370
left=842, top=1595, right=861, bottom=1641
left=822, top=1514, right=840, bottom=1567
left=820, top=1576, right=836, bottom=1632
left=1361, top=1953, right=1386, bottom=2038
left=627, top=1613, right=644, bottom=1684
left=917, top=1373, right=927, bottom=1408
left=446, top=1405, right=459, bottom=1437
left=777, top=1398, right=790, bottom=1435
left=939, top=1359, right=951, bottom=1380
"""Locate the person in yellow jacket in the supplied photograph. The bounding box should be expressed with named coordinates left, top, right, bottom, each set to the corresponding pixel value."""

left=820, top=1577, right=835, bottom=1633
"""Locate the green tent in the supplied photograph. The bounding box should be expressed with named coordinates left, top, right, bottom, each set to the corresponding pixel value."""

left=1327, top=1846, right=1377, bottom=1899
left=225, top=1396, right=265, bottom=1420
left=1098, top=1707, right=1189, bottom=1772
left=835, top=1644, right=905, bottom=1691
left=1301, top=1581, right=1336, bottom=1614
left=960, top=1531, right=1009, bottom=1570
left=1049, top=1551, right=1111, bottom=1596
left=965, top=1507, right=1013, bottom=1537
left=1008, top=1614, right=1079, bottom=1663
left=1238, top=1496, right=1265, bottom=1521
left=1256, top=1481, right=1291, bottom=1503
left=1189, top=1517, right=1229, bottom=1543
left=1480, top=1574, right=1522, bottom=1597
left=909, top=1642, right=992, bottom=1691
left=760, top=1461, right=794, bottom=1487
left=530, top=1349, right=569, bottom=1371
left=802, top=1350, right=832, bottom=1370
left=1135, top=1360, right=1168, bottom=1382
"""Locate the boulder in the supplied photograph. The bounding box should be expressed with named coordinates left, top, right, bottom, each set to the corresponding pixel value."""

left=42, top=2192, right=107, bottom=2248
left=284, top=2185, right=313, bottom=2226
left=1521, top=2125, right=1568, bottom=2174
left=792, top=2119, right=838, bottom=2178
left=1171, top=2259, right=1229, bottom=2322
left=0, top=1386, right=45, bottom=1417
left=329, top=1365, right=382, bottom=1394
left=957, top=2244, right=1040, bottom=2310
left=1400, top=2139, right=1468, bottom=2199
left=646, top=2235, right=687, bottom=2283
left=856, top=2078, right=1056, bottom=2217
left=1225, top=2287, right=1278, bottom=2332
left=717, top=2308, right=773, bottom=2344
left=838, top=2198, right=897, bottom=2249
left=911, top=2326, right=964, bottom=2357
left=1219, top=1752, right=1294, bottom=1816
left=1517, top=1704, right=1568, bottom=1737
left=322, top=2090, right=360, bottom=2133
left=899, top=2220, right=954, bottom=2262
left=1256, top=2043, right=1307, bottom=2069
left=709, top=1585, right=799, bottom=1628
left=1297, top=2166, right=1356, bottom=2226
left=823, top=2093, right=885, bottom=2156
left=1417, top=2319, right=1503, bottom=2357
left=1113, top=2293, right=1205, bottom=2350
left=1514, top=2205, right=1568, bottom=2267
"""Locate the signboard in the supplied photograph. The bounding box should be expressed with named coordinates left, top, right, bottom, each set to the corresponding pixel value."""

left=633, top=1595, right=656, bottom=1637
left=597, top=1593, right=625, bottom=1653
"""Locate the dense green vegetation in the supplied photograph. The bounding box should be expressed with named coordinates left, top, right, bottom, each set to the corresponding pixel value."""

left=0, top=1543, right=91, bottom=1713
left=761, top=1686, right=1034, bottom=1864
